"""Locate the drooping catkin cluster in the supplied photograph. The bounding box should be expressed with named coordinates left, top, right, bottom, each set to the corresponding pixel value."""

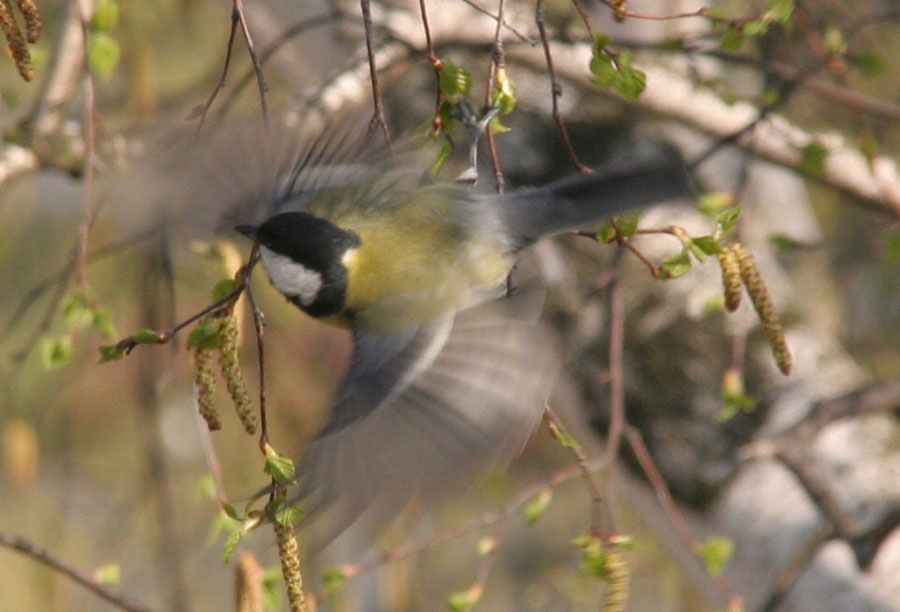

left=718, top=244, right=743, bottom=312
left=0, top=0, right=41, bottom=81
left=602, top=549, right=630, bottom=612
left=193, top=342, right=221, bottom=431
left=219, top=313, right=256, bottom=434
left=274, top=520, right=307, bottom=612
left=190, top=308, right=257, bottom=434
left=719, top=243, right=792, bottom=375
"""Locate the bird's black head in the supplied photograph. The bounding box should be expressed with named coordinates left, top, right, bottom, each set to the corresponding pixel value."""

left=239, top=212, right=361, bottom=318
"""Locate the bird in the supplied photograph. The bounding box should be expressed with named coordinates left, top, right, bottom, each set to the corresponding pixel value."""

left=233, top=128, right=692, bottom=548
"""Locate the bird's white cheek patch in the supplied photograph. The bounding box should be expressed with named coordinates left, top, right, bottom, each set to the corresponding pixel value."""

left=259, top=246, right=322, bottom=307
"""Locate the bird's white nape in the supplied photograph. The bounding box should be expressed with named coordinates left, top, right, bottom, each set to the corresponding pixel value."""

left=259, top=245, right=323, bottom=306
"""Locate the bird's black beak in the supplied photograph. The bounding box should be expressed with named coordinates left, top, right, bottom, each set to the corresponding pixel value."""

left=235, top=224, right=258, bottom=240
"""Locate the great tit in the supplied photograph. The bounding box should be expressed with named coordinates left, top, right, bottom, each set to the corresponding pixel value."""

left=235, top=134, right=691, bottom=547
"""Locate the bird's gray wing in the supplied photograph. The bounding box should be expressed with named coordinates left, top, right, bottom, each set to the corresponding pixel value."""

left=293, top=289, right=558, bottom=550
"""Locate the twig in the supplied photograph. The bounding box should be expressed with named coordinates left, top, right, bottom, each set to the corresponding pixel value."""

left=233, top=0, right=269, bottom=124
left=196, top=0, right=268, bottom=128
left=0, top=531, right=155, bottom=612
left=535, top=0, right=592, bottom=174
left=483, top=0, right=508, bottom=193
left=217, top=12, right=345, bottom=120
left=596, top=1, right=709, bottom=22
left=544, top=406, right=606, bottom=537
left=625, top=425, right=742, bottom=607
left=74, top=12, right=96, bottom=289
left=417, top=0, right=444, bottom=134
left=109, top=252, right=260, bottom=357
left=359, top=0, right=392, bottom=145
left=455, top=0, right=533, bottom=43
left=312, top=458, right=604, bottom=604
left=603, top=262, right=626, bottom=529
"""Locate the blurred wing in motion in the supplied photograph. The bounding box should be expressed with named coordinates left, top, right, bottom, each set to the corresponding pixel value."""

left=294, top=289, right=558, bottom=550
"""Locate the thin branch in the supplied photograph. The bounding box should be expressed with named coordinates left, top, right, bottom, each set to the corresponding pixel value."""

left=417, top=0, right=444, bottom=134
left=535, top=0, right=592, bottom=175
left=603, top=262, right=626, bottom=530
left=195, top=0, right=268, bottom=128
left=359, top=0, right=392, bottom=145
left=233, top=0, right=269, bottom=125
left=311, top=458, right=604, bottom=605
left=455, top=0, right=533, bottom=43
left=0, top=532, right=155, bottom=612
left=482, top=0, right=509, bottom=193
left=625, top=425, right=742, bottom=608
left=75, top=7, right=96, bottom=289
left=217, top=12, right=345, bottom=119
left=544, top=406, right=606, bottom=537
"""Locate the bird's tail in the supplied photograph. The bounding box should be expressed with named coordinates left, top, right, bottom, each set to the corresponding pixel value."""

left=501, top=158, right=693, bottom=249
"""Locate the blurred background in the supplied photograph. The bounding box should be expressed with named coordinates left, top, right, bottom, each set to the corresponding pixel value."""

left=1, top=0, right=900, bottom=611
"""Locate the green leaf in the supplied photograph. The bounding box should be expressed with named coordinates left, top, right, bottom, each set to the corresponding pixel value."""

left=187, top=319, right=223, bottom=350
left=92, top=305, right=117, bottom=340
left=743, top=20, right=769, bottom=37
left=322, top=568, right=347, bottom=594
left=524, top=487, right=553, bottom=525
left=574, top=535, right=608, bottom=578
left=593, top=33, right=612, bottom=48
left=489, top=115, right=511, bottom=134
left=768, top=233, right=805, bottom=252
left=800, top=141, right=828, bottom=175
left=62, top=293, right=94, bottom=330
left=93, top=563, right=121, bottom=585
left=692, top=236, right=723, bottom=256
left=614, top=211, right=642, bottom=238
left=440, top=62, right=472, bottom=102
left=614, top=51, right=646, bottom=99
left=661, top=250, right=692, bottom=279
left=491, top=68, right=517, bottom=116
left=719, top=26, right=745, bottom=52
left=98, top=344, right=125, bottom=363
left=221, top=503, right=240, bottom=521
left=274, top=505, right=303, bottom=528
left=132, top=328, right=161, bottom=344
left=715, top=205, right=743, bottom=235
left=431, top=140, right=453, bottom=176
left=212, top=279, right=239, bottom=302
left=548, top=422, right=581, bottom=450
left=40, top=335, right=73, bottom=369
left=448, top=586, right=481, bottom=612
left=699, top=536, right=735, bottom=576
left=88, top=32, right=121, bottom=80
left=222, top=529, right=242, bottom=563
left=91, top=0, right=119, bottom=32
left=764, top=0, right=795, bottom=24
left=854, top=50, right=885, bottom=77
left=698, top=192, right=733, bottom=216
left=589, top=50, right=618, bottom=89
left=263, top=444, right=296, bottom=483
left=597, top=221, right=616, bottom=243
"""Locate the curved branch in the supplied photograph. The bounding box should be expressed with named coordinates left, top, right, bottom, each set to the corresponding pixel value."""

left=0, top=532, right=155, bottom=612
left=507, top=42, right=900, bottom=215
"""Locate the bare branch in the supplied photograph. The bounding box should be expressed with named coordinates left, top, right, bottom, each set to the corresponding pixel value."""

left=0, top=532, right=155, bottom=612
